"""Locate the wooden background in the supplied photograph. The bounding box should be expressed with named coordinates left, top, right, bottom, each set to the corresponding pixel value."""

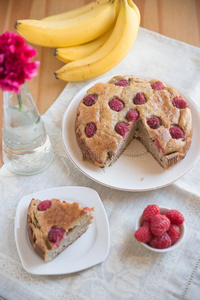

left=0, top=0, right=200, bottom=167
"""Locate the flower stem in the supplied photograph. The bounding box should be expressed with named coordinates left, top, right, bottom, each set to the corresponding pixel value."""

left=17, top=93, right=23, bottom=111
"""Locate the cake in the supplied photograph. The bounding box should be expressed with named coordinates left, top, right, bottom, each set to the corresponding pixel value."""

left=75, top=75, right=192, bottom=169
left=27, top=198, right=94, bottom=262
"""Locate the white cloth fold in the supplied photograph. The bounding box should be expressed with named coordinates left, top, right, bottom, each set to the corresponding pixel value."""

left=1, top=28, right=200, bottom=300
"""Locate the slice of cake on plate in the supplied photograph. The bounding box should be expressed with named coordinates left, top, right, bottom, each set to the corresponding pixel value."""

left=27, top=198, right=94, bottom=262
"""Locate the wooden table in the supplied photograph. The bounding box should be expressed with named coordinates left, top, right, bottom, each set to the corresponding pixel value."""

left=0, top=0, right=200, bottom=167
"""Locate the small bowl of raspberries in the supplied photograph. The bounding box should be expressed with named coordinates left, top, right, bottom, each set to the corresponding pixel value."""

left=134, top=204, right=186, bottom=252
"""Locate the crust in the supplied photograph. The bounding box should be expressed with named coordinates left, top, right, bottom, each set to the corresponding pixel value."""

left=75, top=75, right=193, bottom=169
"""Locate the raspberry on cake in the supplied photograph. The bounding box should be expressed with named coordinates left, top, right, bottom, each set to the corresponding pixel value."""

left=115, top=79, right=129, bottom=86
left=48, top=226, right=66, bottom=247
left=109, top=98, right=124, bottom=112
left=85, top=122, right=97, bottom=138
left=151, top=80, right=163, bottom=90
left=169, top=126, right=185, bottom=140
left=172, top=97, right=188, bottom=109
left=115, top=122, right=130, bottom=138
left=154, top=139, right=165, bottom=154
left=147, top=117, right=161, bottom=129
left=37, top=200, right=52, bottom=211
left=126, top=110, right=139, bottom=123
left=27, top=198, right=94, bottom=262
left=83, top=94, right=97, bottom=106
left=133, top=92, right=146, bottom=105
left=75, top=75, right=192, bottom=169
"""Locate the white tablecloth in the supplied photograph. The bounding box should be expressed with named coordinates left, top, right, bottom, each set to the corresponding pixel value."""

left=1, top=27, right=200, bottom=300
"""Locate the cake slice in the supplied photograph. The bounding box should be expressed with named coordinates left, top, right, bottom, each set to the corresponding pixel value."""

left=27, top=198, right=94, bottom=262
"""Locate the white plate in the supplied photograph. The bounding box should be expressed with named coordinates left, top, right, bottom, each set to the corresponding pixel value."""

left=62, top=76, right=200, bottom=191
left=14, top=186, right=110, bottom=275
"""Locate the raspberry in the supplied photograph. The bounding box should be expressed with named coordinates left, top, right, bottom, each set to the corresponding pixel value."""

left=37, top=200, right=52, bottom=211
left=166, top=209, right=184, bottom=225
left=134, top=226, right=152, bottom=243
left=133, top=92, right=146, bottom=105
left=167, top=224, right=180, bottom=245
left=172, top=97, right=187, bottom=109
left=169, top=126, right=184, bottom=140
left=115, top=122, right=130, bottom=138
left=48, top=226, right=65, bottom=246
left=147, top=117, right=161, bottom=129
left=109, top=98, right=124, bottom=112
left=126, top=109, right=139, bottom=123
left=154, top=139, right=165, bottom=154
left=115, top=79, right=129, bottom=87
left=150, top=214, right=170, bottom=236
left=142, top=204, right=160, bottom=221
left=85, top=122, right=97, bottom=138
left=83, top=206, right=93, bottom=212
left=141, top=220, right=151, bottom=228
left=149, top=232, right=172, bottom=249
left=83, top=94, right=97, bottom=106
left=151, top=81, right=163, bottom=90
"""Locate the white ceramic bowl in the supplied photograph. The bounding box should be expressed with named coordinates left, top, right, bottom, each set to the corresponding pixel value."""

left=135, top=206, right=186, bottom=252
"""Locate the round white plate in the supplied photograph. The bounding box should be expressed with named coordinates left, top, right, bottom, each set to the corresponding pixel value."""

left=15, top=186, right=110, bottom=275
left=62, top=76, right=200, bottom=191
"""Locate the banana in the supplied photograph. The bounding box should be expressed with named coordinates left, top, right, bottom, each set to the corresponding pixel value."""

left=54, top=28, right=113, bottom=63
left=41, top=0, right=109, bottom=21
left=54, top=0, right=140, bottom=82
left=14, top=0, right=117, bottom=48
left=127, top=0, right=140, bottom=23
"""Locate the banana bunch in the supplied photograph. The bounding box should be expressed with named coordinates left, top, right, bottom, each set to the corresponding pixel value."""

left=15, top=0, right=118, bottom=48
left=15, top=0, right=140, bottom=82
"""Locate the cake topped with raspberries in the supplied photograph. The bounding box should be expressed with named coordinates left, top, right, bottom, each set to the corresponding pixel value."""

left=75, top=75, right=192, bottom=169
left=27, top=198, right=94, bottom=262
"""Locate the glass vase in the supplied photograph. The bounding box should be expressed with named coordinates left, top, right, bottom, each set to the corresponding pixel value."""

left=2, top=83, right=54, bottom=175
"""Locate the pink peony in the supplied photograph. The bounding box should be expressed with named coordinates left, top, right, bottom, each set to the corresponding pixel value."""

left=0, top=31, right=39, bottom=93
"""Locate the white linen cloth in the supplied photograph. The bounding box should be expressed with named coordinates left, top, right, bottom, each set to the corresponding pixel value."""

left=1, top=27, right=200, bottom=300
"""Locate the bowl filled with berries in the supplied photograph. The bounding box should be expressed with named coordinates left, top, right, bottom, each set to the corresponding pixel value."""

left=134, top=205, right=186, bottom=252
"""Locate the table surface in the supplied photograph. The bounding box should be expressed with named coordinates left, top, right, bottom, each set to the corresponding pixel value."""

left=0, top=0, right=200, bottom=167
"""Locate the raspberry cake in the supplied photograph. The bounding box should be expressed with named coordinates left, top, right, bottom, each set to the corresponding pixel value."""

left=27, top=198, right=94, bottom=262
left=75, top=75, right=192, bottom=169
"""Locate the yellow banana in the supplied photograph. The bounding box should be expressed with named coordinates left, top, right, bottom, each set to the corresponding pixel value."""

left=127, top=0, right=140, bottom=23
left=55, top=0, right=140, bottom=82
left=54, top=28, right=113, bottom=63
left=14, top=0, right=117, bottom=48
left=41, top=0, right=109, bottom=21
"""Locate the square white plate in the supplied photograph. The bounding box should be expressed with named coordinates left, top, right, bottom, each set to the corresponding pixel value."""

left=14, top=186, right=110, bottom=275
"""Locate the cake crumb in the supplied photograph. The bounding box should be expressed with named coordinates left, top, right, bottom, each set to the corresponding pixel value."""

left=140, top=177, right=144, bottom=181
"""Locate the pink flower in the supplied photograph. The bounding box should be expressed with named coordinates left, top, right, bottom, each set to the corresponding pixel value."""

left=0, top=31, right=39, bottom=93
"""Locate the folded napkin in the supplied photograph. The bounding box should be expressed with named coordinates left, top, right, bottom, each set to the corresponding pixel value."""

left=1, top=28, right=200, bottom=300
